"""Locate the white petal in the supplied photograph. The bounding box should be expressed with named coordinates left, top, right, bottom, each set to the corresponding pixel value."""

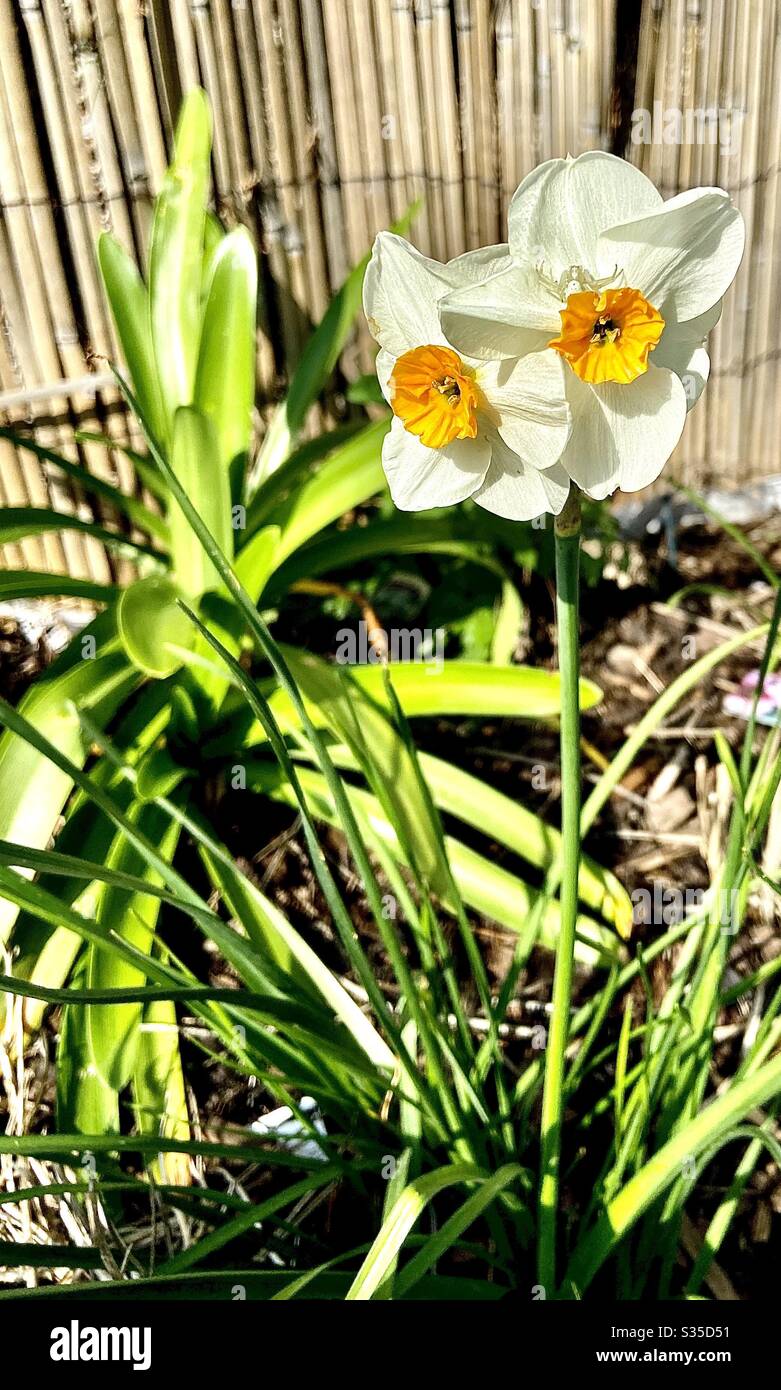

left=445, top=244, right=511, bottom=286
left=599, top=188, right=744, bottom=322
left=363, top=232, right=451, bottom=358
left=509, top=153, right=662, bottom=274
left=477, top=350, right=570, bottom=469
left=381, top=415, right=490, bottom=511
left=474, top=434, right=570, bottom=520
left=376, top=348, right=395, bottom=405
left=653, top=302, right=721, bottom=410
left=559, top=366, right=687, bottom=499
left=441, top=263, right=559, bottom=359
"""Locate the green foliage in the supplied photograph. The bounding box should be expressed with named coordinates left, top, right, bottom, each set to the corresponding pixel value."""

left=1, top=89, right=778, bottom=1303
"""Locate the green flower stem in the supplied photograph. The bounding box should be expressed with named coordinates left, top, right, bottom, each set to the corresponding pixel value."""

left=538, top=484, right=582, bottom=1293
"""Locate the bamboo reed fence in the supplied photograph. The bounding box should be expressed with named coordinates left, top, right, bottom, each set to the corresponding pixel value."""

left=0, top=0, right=777, bottom=581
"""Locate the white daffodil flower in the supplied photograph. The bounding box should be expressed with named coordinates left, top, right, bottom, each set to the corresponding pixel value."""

left=363, top=232, right=572, bottom=519
left=440, top=152, right=745, bottom=500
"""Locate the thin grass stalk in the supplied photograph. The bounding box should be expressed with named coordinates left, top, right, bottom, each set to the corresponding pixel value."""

left=537, top=484, right=582, bottom=1293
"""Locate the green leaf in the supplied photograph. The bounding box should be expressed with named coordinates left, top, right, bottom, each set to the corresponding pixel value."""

left=264, top=651, right=601, bottom=731
left=244, top=423, right=364, bottom=536
left=393, top=1164, right=524, bottom=1298
left=345, top=1163, right=486, bottom=1300
left=87, top=805, right=182, bottom=1091
left=199, top=846, right=396, bottom=1073
left=0, top=507, right=164, bottom=563
left=149, top=88, right=212, bottom=428
left=194, top=226, right=257, bottom=502
left=253, top=763, right=620, bottom=968
left=98, top=234, right=167, bottom=447
left=232, top=524, right=282, bottom=603
left=169, top=406, right=233, bottom=596
left=491, top=579, right=524, bottom=664
left=131, top=996, right=192, bottom=1187
left=282, top=648, right=450, bottom=895
left=0, top=572, right=119, bottom=604
left=58, top=958, right=120, bottom=1137
left=117, top=574, right=195, bottom=678
left=349, top=659, right=601, bottom=719
left=0, top=613, right=138, bottom=946
left=264, top=419, right=388, bottom=576
left=0, top=426, right=168, bottom=543
left=333, top=745, right=632, bottom=937
left=565, top=1050, right=781, bottom=1296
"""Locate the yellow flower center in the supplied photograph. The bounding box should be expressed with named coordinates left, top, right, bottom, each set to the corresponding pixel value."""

left=390, top=345, right=479, bottom=449
left=549, top=287, right=665, bottom=385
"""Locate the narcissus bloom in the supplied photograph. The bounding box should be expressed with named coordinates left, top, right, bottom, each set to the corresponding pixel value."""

left=363, top=233, right=572, bottom=518
left=441, top=152, right=745, bottom=499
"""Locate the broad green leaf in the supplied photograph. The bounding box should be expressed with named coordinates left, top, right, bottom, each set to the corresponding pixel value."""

left=260, top=652, right=601, bottom=737
left=264, top=419, right=388, bottom=576
left=57, top=959, right=119, bottom=1138
left=233, top=524, right=282, bottom=602
left=0, top=613, right=138, bottom=945
left=132, top=997, right=192, bottom=1187
left=117, top=574, right=195, bottom=678
left=206, top=654, right=602, bottom=758
left=149, top=89, right=212, bottom=427
left=331, top=745, right=632, bottom=938
left=98, top=233, right=167, bottom=447
left=87, top=805, right=182, bottom=1091
left=244, top=424, right=364, bottom=537
left=169, top=406, right=233, bottom=596
left=349, top=659, right=601, bottom=719
left=194, top=226, right=257, bottom=502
